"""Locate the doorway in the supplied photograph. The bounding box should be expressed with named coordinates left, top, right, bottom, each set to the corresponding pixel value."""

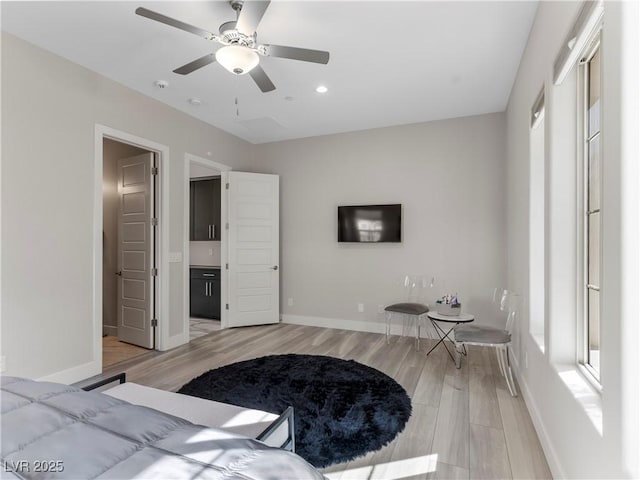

left=182, top=155, right=281, bottom=338
left=94, top=125, right=173, bottom=378
left=184, top=155, right=230, bottom=340
left=102, top=138, right=157, bottom=367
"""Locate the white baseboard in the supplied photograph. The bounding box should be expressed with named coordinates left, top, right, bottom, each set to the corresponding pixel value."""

left=511, top=359, right=566, bottom=479
left=280, top=314, right=438, bottom=339
left=103, top=325, right=117, bottom=336
left=38, top=360, right=101, bottom=385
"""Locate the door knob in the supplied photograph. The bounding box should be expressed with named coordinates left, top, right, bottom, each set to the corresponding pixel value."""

left=272, top=266, right=278, bottom=271
left=115, top=271, right=122, bottom=276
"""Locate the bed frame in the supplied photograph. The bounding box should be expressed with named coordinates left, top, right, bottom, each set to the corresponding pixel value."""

left=82, top=373, right=295, bottom=452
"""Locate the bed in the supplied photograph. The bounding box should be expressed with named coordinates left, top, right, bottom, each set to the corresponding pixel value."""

left=0, top=376, right=325, bottom=479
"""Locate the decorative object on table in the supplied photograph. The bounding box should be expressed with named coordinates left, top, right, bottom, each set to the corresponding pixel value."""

left=435, top=293, right=462, bottom=315
left=453, top=288, right=520, bottom=397
left=178, top=354, right=412, bottom=468
left=384, top=275, right=435, bottom=349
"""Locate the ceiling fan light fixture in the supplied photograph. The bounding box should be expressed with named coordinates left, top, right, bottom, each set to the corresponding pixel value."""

left=215, top=45, right=259, bottom=75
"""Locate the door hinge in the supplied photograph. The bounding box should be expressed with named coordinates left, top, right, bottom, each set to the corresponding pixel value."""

left=151, top=217, right=158, bottom=226
left=151, top=167, right=158, bottom=176
left=151, top=318, right=158, bottom=327
left=226, top=304, right=229, bottom=310
left=225, top=263, right=229, bottom=270
left=151, top=268, right=158, bottom=276
left=226, top=183, right=229, bottom=190
left=225, top=223, right=229, bottom=230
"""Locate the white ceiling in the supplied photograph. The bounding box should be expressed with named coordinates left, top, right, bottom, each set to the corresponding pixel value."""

left=1, top=1, right=538, bottom=144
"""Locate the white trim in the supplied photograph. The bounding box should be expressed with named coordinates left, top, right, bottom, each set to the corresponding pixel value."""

left=553, top=1, right=604, bottom=85
left=577, top=33, right=603, bottom=384
left=0, top=31, right=3, bottom=374
left=531, top=87, right=545, bottom=128
left=185, top=153, right=232, bottom=174
left=103, top=325, right=117, bottom=336
left=619, top=3, right=640, bottom=475
left=38, top=361, right=100, bottom=385
left=92, top=127, right=104, bottom=376
left=183, top=154, right=231, bottom=334
left=94, top=125, right=173, bottom=373
left=282, top=314, right=385, bottom=334
left=220, top=170, right=229, bottom=329
left=281, top=314, right=438, bottom=339
left=510, top=359, right=567, bottom=479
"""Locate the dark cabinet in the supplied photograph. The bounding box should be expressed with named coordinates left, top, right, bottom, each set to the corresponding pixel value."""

left=190, top=268, right=221, bottom=319
left=190, top=178, right=221, bottom=241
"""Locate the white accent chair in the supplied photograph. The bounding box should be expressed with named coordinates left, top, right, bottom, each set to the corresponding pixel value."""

left=453, top=289, right=519, bottom=397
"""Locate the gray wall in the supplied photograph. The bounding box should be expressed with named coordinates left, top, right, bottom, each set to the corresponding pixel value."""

left=1, top=32, right=254, bottom=380
left=255, top=113, right=507, bottom=331
left=102, top=139, right=148, bottom=336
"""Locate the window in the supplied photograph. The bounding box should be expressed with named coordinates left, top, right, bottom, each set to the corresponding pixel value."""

left=529, top=87, right=546, bottom=351
left=579, top=37, right=602, bottom=381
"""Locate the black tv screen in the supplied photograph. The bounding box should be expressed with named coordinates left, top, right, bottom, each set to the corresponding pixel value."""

left=338, top=204, right=402, bottom=243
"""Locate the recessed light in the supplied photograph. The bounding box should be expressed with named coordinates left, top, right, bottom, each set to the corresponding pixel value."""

left=315, top=85, right=328, bottom=94
left=188, top=97, right=202, bottom=106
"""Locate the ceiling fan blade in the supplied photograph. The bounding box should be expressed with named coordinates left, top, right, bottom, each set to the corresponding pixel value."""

left=249, top=64, right=276, bottom=92
left=173, top=53, right=216, bottom=75
left=236, top=1, right=271, bottom=36
left=135, top=7, right=218, bottom=41
left=262, top=44, right=330, bottom=64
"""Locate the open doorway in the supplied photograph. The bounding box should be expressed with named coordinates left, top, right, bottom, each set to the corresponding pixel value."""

left=94, top=125, right=173, bottom=377
left=182, top=156, right=280, bottom=337
left=102, top=138, right=156, bottom=368
left=183, top=154, right=231, bottom=340
left=188, top=161, right=223, bottom=340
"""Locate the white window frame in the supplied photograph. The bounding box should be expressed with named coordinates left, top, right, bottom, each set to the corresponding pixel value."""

left=577, top=32, right=603, bottom=385
left=529, top=86, right=546, bottom=352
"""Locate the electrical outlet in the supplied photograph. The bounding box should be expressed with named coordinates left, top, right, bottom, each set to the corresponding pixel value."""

left=357, top=303, right=365, bottom=313
left=287, top=298, right=294, bottom=306
left=378, top=304, right=385, bottom=314
left=208, top=249, right=213, bottom=256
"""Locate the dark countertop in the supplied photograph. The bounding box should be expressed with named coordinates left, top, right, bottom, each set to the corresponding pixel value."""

left=190, top=265, right=221, bottom=269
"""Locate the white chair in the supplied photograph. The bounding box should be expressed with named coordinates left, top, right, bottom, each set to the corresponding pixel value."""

left=453, top=289, right=519, bottom=396
left=384, top=275, right=434, bottom=350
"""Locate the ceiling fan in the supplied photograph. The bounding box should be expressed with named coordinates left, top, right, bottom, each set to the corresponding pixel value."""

left=136, top=1, right=330, bottom=93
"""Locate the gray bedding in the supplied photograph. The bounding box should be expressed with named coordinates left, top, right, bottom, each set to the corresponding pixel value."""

left=0, top=376, right=325, bottom=479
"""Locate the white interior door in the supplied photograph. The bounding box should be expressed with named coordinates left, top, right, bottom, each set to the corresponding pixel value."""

left=117, top=152, right=155, bottom=348
left=226, top=172, right=279, bottom=328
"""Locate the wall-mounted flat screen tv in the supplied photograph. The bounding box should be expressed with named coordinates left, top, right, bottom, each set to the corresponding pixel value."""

left=338, top=204, right=402, bottom=243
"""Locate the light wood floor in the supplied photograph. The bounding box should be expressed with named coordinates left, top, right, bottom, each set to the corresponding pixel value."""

left=103, top=320, right=220, bottom=368
left=102, top=336, right=149, bottom=368
left=189, top=318, right=221, bottom=341
left=102, top=323, right=552, bottom=480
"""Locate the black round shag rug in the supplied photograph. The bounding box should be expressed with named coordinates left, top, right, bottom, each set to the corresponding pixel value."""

left=178, top=354, right=412, bottom=468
